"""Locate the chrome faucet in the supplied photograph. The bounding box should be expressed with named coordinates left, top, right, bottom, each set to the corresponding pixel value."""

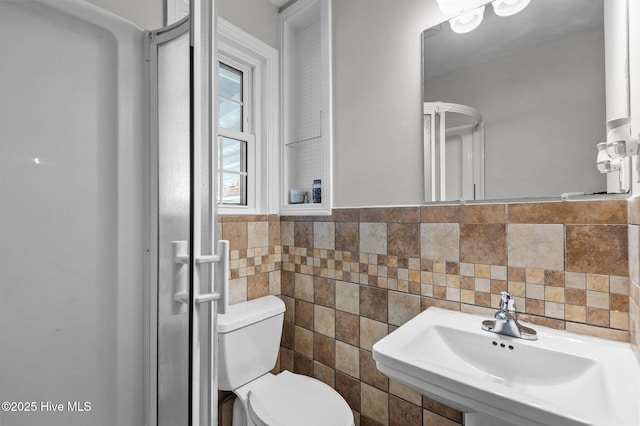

left=481, top=292, right=537, bottom=340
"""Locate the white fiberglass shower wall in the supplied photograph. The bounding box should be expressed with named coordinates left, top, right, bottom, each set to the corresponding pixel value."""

left=0, top=2, right=146, bottom=425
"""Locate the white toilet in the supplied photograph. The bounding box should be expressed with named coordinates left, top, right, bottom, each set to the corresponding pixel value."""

left=218, top=295, right=354, bottom=426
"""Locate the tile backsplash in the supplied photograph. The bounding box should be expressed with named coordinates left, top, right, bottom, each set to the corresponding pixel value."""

left=219, top=198, right=638, bottom=426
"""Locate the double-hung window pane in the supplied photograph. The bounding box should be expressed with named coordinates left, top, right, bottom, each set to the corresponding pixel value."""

left=218, top=61, right=251, bottom=207
left=218, top=64, right=243, bottom=132
left=220, top=136, right=247, bottom=205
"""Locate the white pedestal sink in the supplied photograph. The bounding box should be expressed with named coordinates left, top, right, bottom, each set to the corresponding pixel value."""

left=372, top=308, right=640, bottom=426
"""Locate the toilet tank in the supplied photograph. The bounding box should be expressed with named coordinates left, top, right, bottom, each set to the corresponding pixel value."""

left=217, top=295, right=285, bottom=391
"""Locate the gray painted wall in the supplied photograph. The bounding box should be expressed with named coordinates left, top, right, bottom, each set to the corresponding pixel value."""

left=332, top=0, right=442, bottom=207
left=218, top=0, right=280, bottom=48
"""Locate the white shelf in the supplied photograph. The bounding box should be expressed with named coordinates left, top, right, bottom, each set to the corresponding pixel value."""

left=279, top=0, right=332, bottom=216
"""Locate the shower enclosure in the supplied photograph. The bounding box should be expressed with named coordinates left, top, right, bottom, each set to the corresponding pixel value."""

left=0, top=1, right=221, bottom=425
left=424, top=101, right=485, bottom=202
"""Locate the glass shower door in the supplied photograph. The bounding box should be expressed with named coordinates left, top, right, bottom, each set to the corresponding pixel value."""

left=151, top=18, right=192, bottom=426
left=150, top=0, right=220, bottom=422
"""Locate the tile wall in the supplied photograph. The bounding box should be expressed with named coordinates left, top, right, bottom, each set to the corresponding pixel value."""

left=220, top=214, right=282, bottom=303
left=219, top=198, right=637, bottom=425
left=628, top=197, right=640, bottom=360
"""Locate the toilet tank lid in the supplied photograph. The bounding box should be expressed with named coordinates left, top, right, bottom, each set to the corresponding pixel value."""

left=218, top=295, right=285, bottom=333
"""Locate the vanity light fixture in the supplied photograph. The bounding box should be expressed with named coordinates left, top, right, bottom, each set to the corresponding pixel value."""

left=437, top=0, right=530, bottom=34
left=449, top=6, right=485, bottom=34
left=596, top=144, right=623, bottom=174
left=491, top=0, right=530, bottom=17
left=596, top=117, right=639, bottom=174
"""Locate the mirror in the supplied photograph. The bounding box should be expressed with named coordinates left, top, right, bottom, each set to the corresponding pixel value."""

left=423, top=0, right=609, bottom=201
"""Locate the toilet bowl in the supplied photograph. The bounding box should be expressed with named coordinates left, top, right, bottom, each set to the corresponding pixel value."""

left=218, top=295, right=354, bottom=426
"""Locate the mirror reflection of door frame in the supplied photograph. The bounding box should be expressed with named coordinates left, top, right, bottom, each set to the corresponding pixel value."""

left=423, top=101, right=484, bottom=202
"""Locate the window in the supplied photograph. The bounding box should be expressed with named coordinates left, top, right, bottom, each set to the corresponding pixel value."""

left=218, top=61, right=253, bottom=207
left=216, top=18, right=279, bottom=215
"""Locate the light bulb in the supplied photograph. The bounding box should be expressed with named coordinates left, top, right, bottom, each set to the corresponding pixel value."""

left=492, top=0, right=530, bottom=17
left=449, top=5, right=485, bottom=34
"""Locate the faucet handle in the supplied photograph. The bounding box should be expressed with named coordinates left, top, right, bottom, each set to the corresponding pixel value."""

left=500, top=291, right=515, bottom=312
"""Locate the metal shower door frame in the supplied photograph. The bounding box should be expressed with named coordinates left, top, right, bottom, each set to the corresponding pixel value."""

left=147, top=1, right=224, bottom=423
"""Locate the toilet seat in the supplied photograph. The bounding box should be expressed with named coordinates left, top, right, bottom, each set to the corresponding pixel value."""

left=246, top=371, right=353, bottom=426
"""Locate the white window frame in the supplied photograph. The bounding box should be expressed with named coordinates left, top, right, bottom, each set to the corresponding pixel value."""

left=217, top=18, right=279, bottom=215
left=218, top=58, right=255, bottom=209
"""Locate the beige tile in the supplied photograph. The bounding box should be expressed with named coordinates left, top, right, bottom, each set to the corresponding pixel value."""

left=359, top=222, right=387, bottom=255
left=545, top=301, right=565, bottom=319
left=229, top=277, right=247, bottom=304
left=314, top=222, right=335, bottom=250
left=360, top=317, right=388, bottom=351
left=389, top=380, right=422, bottom=406
left=475, top=264, right=491, bottom=278
left=507, top=224, right=564, bottom=271
left=294, top=325, right=313, bottom=358
left=361, top=383, right=389, bottom=425
left=508, top=281, right=526, bottom=297
left=223, top=222, right=247, bottom=250
left=248, top=273, right=269, bottom=300
left=611, top=311, right=629, bottom=330
left=461, top=289, right=475, bottom=304
left=314, top=305, right=336, bottom=338
left=460, top=304, right=495, bottom=317
left=491, top=265, right=508, bottom=281
left=474, top=278, right=490, bottom=293
left=446, top=274, right=461, bottom=288
left=587, top=274, right=609, bottom=292
left=526, top=283, right=544, bottom=300
left=247, top=221, right=269, bottom=248
left=269, top=270, right=281, bottom=295
left=281, top=221, right=294, bottom=246
left=446, top=287, right=461, bottom=302
left=388, top=291, right=420, bottom=326
left=433, top=260, right=447, bottom=273
left=421, top=283, right=434, bottom=297
left=587, top=291, right=610, bottom=309
left=294, top=273, right=314, bottom=302
left=336, top=280, right=359, bottom=314
left=526, top=268, right=545, bottom=284
left=421, top=223, right=460, bottom=262
left=565, top=272, right=586, bottom=289
left=565, top=304, right=586, bottom=323
left=460, top=262, right=475, bottom=277
left=566, top=322, right=630, bottom=342
left=335, top=341, right=360, bottom=378
left=545, top=287, right=565, bottom=303
left=610, top=276, right=630, bottom=295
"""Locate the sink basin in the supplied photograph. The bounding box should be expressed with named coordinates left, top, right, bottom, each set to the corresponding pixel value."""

left=372, top=307, right=640, bottom=426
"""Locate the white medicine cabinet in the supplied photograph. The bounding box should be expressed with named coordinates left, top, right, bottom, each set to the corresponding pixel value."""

left=279, top=0, right=332, bottom=215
